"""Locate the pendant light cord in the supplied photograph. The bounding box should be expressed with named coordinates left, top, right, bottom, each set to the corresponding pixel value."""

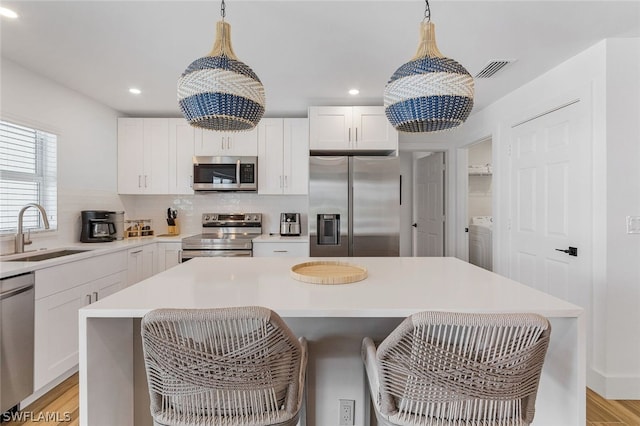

left=423, top=0, right=431, bottom=22
left=219, top=0, right=227, bottom=57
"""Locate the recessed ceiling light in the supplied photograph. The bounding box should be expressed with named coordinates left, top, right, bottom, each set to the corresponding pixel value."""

left=0, top=7, right=18, bottom=19
left=348, top=89, right=360, bottom=96
left=129, top=88, right=142, bottom=95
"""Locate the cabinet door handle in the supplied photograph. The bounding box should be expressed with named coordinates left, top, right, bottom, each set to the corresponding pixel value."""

left=144, top=175, right=148, bottom=188
left=355, top=127, right=358, bottom=143
left=227, top=137, right=231, bottom=149
left=221, top=137, right=225, bottom=150
left=284, top=175, right=288, bottom=188
left=273, top=250, right=288, bottom=253
left=92, top=291, right=99, bottom=302
left=279, top=175, right=283, bottom=188
left=86, top=294, right=92, bottom=305
left=348, top=127, right=351, bottom=142
left=138, top=175, right=142, bottom=188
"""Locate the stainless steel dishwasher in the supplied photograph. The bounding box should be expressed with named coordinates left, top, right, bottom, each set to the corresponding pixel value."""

left=1, top=272, right=35, bottom=413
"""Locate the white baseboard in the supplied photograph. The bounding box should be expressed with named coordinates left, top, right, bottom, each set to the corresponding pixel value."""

left=20, top=365, right=78, bottom=409
left=588, top=367, right=640, bottom=399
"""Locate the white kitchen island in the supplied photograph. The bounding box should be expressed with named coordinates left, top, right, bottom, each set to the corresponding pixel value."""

left=79, top=257, right=585, bottom=426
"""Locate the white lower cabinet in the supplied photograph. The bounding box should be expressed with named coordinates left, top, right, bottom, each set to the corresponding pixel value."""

left=253, top=241, right=309, bottom=257
left=33, top=251, right=127, bottom=391
left=157, top=242, right=182, bottom=272
left=127, top=244, right=157, bottom=286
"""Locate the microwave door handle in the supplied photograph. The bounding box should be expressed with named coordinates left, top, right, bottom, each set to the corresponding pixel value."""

left=108, top=223, right=116, bottom=235
left=236, top=160, right=241, bottom=187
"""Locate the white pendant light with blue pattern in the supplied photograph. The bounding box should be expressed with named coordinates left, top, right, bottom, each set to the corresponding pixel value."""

left=384, top=0, right=474, bottom=133
left=178, top=0, right=265, bottom=132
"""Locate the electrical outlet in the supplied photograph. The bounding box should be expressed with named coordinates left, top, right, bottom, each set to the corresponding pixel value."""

left=627, top=216, right=640, bottom=234
left=339, top=399, right=355, bottom=426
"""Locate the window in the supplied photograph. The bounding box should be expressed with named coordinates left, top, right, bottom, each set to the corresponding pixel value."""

left=0, top=120, right=57, bottom=234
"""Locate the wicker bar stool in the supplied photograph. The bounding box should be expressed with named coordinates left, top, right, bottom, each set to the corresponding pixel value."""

left=141, top=307, right=307, bottom=426
left=362, top=311, right=551, bottom=426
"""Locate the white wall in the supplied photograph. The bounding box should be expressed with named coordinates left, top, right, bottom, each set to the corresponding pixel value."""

left=602, top=38, right=640, bottom=397
left=0, top=59, right=124, bottom=254
left=442, top=38, right=640, bottom=398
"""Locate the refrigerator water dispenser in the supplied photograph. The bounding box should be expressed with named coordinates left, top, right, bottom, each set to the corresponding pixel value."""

left=317, top=214, right=340, bottom=245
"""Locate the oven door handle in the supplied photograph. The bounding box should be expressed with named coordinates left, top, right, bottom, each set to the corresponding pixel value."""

left=236, top=159, right=241, bottom=187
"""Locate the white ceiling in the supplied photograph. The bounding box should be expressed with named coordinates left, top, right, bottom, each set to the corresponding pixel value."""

left=1, top=1, right=639, bottom=118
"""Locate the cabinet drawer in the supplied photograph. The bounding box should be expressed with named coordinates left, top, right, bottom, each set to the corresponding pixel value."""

left=35, top=250, right=128, bottom=299
left=253, top=242, right=309, bottom=257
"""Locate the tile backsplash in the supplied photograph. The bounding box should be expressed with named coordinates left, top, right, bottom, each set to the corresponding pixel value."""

left=120, top=193, right=309, bottom=237
left=0, top=189, right=125, bottom=255
left=1, top=191, right=307, bottom=256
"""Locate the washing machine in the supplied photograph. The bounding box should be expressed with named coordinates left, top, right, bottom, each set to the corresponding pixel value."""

left=469, top=216, right=493, bottom=271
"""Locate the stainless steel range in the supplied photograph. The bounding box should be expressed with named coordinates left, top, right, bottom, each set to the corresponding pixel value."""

left=181, top=213, right=262, bottom=261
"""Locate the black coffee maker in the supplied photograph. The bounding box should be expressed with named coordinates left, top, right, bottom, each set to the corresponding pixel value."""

left=81, top=210, right=116, bottom=242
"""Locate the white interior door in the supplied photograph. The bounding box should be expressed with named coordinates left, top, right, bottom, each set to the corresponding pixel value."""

left=413, top=152, right=445, bottom=256
left=509, top=101, right=591, bottom=308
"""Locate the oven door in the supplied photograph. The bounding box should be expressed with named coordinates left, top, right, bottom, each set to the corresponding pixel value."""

left=193, top=156, right=257, bottom=191
left=180, top=249, right=252, bottom=262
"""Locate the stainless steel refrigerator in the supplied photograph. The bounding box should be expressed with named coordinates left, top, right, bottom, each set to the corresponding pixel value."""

left=309, top=156, right=400, bottom=257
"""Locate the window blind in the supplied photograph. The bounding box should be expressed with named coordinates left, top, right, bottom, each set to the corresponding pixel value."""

left=0, top=120, right=57, bottom=233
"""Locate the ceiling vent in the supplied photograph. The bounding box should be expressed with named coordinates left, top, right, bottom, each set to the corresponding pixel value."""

left=474, top=60, right=516, bottom=78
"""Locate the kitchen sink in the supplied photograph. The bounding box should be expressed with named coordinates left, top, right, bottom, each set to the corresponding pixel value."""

left=2, top=249, right=91, bottom=262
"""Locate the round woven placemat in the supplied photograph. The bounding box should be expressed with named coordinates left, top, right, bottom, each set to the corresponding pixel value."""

left=290, top=261, right=367, bottom=285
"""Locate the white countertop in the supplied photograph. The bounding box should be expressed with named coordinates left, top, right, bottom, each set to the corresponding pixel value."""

left=81, top=257, right=582, bottom=319
left=0, top=233, right=308, bottom=278
left=0, top=236, right=180, bottom=278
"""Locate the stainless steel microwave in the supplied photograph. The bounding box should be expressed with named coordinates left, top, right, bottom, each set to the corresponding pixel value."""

left=193, top=156, right=258, bottom=191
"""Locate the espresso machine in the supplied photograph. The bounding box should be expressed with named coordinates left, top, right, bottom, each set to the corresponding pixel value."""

left=80, top=210, right=116, bottom=242
left=280, top=213, right=301, bottom=236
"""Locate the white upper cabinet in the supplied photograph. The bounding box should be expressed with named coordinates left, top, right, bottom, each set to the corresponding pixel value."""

left=258, top=118, right=309, bottom=195
left=118, top=118, right=194, bottom=195
left=118, top=118, right=169, bottom=194
left=258, top=119, right=284, bottom=194
left=195, top=127, right=258, bottom=157
left=168, top=118, right=195, bottom=194
left=284, top=118, right=309, bottom=194
left=309, top=106, right=397, bottom=152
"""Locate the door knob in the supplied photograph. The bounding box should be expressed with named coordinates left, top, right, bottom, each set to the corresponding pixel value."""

left=555, top=247, right=578, bottom=257
left=412, top=223, right=418, bottom=228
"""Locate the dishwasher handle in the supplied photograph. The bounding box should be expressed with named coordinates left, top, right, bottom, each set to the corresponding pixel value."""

left=0, top=284, right=34, bottom=301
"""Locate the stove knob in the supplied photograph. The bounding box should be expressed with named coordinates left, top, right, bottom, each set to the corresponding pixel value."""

left=204, top=215, right=210, bottom=221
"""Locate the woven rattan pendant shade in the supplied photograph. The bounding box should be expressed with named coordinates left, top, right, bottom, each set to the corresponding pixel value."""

left=178, top=20, right=265, bottom=132
left=384, top=21, right=474, bottom=133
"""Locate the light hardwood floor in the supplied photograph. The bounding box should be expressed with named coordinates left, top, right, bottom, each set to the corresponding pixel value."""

left=587, top=388, right=640, bottom=426
left=2, top=373, right=639, bottom=425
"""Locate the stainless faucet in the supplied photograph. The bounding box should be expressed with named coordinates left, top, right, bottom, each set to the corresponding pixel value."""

left=15, top=203, right=50, bottom=253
